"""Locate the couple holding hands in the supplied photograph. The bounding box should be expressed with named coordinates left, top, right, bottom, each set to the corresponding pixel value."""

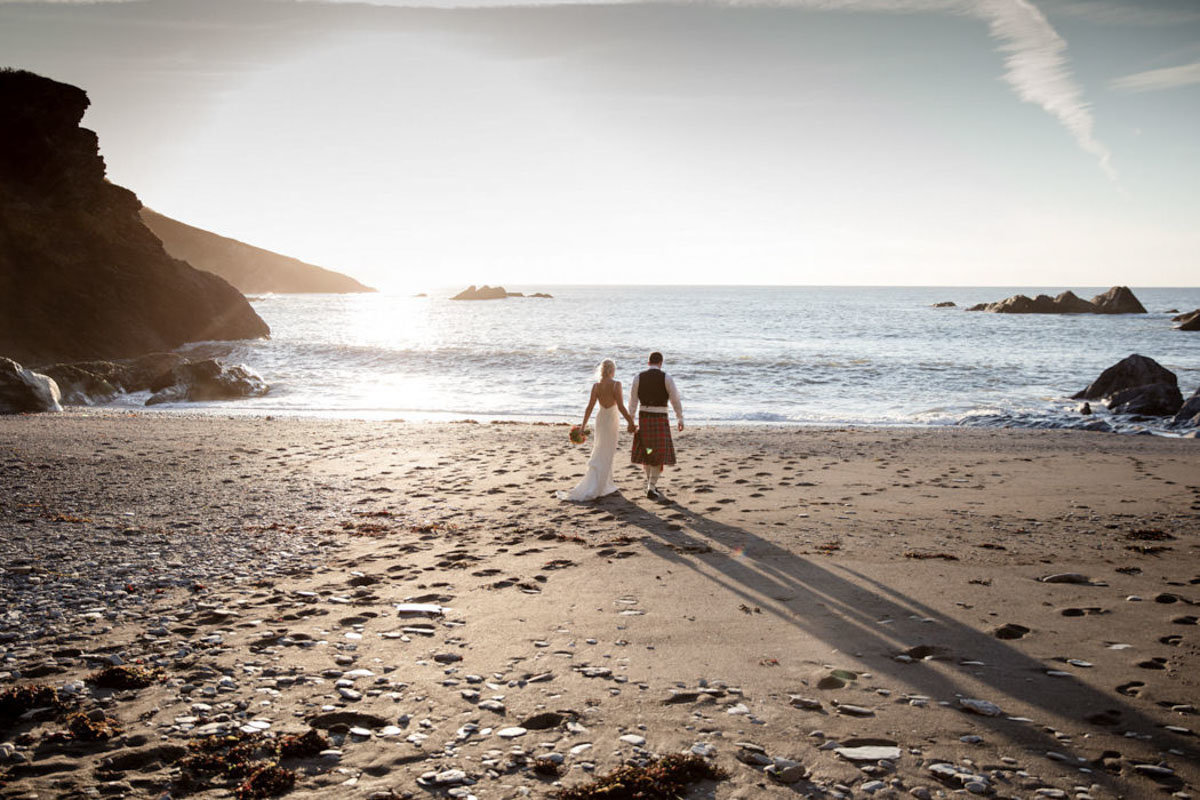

left=558, top=351, right=683, bottom=503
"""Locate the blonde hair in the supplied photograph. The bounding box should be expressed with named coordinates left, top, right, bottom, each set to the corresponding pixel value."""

left=596, top=359, right=616, bottom=381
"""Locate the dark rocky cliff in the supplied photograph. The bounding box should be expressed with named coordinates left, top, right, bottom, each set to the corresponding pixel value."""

left=140, top=208, right=375, bottom=294
left=0, top=69, right=269, bottom=366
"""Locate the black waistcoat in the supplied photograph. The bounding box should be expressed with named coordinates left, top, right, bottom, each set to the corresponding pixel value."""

left=637, top=369, right=669, bottom=407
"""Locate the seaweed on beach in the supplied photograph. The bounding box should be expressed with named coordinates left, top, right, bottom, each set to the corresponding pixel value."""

left=173, top=729, right=322, bottom=797
left=277, top=729, right=328, bottom=759
left=0, top=684, right=61, bottom=726
left=905, top=551, right=959, bottom=561
left=235, top=764, right=296, bottom=799
left=342, top=519, right=392, bottom=535
left=180, top=732, right=277, bottom=781
left=556, top=753, right=729, bottom=800
left=1125, top=544, right=1172, bottom=555
left=1126, top=529, right=1174, bottom=541
left=87, top=664, right=161, bottom=689
left=58, top=710, right=121, bottom=741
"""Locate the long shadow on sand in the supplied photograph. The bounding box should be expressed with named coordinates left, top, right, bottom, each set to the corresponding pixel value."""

left=596, top=493, right=1195, bottom=790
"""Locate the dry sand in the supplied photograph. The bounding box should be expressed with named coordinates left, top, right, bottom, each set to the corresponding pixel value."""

left=0, top=412, right=1197, bottom=800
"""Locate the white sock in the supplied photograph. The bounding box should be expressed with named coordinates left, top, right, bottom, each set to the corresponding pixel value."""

left=647, top=466, right=661, bottom=489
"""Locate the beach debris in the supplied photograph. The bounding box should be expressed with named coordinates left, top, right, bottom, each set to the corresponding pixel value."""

left=51, top=710, right=121, bottom=741
left=556, top=753, right=729, bottom=800
left=904, top=551, right=959, bottom=561
left=534, top=754, right=564, bottom=776
left=278, top=729, right=329, bottom=758
left=836, top=745, right=902, bottom=762
left=235, top=765, right=296, bottom=800
left=765, top=757, right=807, bottom=783
left=0, top=684, right=61, bottom=726
left=1039, top=573, right=1097, bottom=585
left=833, top=702, right=875, bottom=717
left=928, top=762, right=992, bottom=792
left=308, top=711, right=389, bottom=729
left=395, top=603, right=449, bottom=616
left=958, top=698, right=1003, bottom=716
left=789, top=696, right=823, bottom=711
left=87, top=664, right=161, bottom=689
left=477, top=699, right=506, bottom=715
left=737, top=744, right=772, bottom=766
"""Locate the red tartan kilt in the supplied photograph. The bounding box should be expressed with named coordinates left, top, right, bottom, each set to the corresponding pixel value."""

left=631, top=413, right=676, bottom=466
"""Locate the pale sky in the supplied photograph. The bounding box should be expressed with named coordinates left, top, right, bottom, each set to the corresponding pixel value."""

left=2, top=0, right=1198, bottom=290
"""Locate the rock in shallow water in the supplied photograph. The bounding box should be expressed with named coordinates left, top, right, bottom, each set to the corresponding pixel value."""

left=146, top=359, right=268, bottom=405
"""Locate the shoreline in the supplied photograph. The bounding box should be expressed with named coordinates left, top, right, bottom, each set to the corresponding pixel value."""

left=1, top=415, right=1197, bottom=798
left=42, top=405, right=1200, bottom=438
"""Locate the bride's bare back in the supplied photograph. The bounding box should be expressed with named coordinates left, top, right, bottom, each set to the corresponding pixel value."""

left=594, top=378, right=620, bottom=408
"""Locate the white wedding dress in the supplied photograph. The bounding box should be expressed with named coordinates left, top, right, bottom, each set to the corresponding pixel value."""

left=558, top=404, right=620, bottom=501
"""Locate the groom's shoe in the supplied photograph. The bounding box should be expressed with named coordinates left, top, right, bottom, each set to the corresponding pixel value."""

left=647, top=487, right=662, bottom=500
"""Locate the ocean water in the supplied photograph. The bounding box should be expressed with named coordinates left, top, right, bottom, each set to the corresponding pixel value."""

left=136, top=286, right=1199, bottom=431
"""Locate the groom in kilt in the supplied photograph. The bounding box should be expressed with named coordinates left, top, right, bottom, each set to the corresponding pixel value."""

left=629, top=351, right=684, bottom=500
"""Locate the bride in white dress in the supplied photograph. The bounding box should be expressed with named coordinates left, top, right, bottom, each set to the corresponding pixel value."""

left=558, top=359, right=637, bottom=502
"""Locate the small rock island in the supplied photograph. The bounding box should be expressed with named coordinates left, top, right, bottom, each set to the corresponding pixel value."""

left=451, top=285, right=552, bottom=300
left=966, top=286, right=1146, bottom=314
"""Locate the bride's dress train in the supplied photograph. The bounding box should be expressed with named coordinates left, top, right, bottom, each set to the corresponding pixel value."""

left=557, top=404, right=619, bottom=501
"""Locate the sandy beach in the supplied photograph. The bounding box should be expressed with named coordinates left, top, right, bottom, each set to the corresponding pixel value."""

left=1, top=413, right=1197, bottom=800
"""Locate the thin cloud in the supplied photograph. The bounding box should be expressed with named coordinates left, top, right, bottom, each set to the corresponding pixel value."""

left=1111, top=61, right=1200, bottom=93
left=974, top=0, right=1115, bottom=179
left=736, top=0, right=1115, bottom=179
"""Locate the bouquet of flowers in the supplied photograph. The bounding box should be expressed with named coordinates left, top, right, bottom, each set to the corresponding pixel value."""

left=569, top=425, right=591, bottom=444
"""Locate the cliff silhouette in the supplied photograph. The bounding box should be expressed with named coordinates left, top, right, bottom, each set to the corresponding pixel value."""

left=140, top=208, right=375, bottom=294
left=0, top=69, right=269, bottom=366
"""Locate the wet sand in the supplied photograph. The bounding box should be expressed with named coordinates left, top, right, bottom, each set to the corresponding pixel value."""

left=1, top=412, right=1197, bottom=799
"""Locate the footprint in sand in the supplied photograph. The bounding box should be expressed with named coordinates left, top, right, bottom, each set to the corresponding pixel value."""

left=1061, top=607, right=1109, bottom=617
left=1160, top=634, right=1183, bottom=646
left=1085, top=709, right=1123, bottom=726
left=1116, top=681, right=1145, bottom=696
left=1136, top=657, right=1168, bottom=670
left=993, top=623, right=1030, bottom=640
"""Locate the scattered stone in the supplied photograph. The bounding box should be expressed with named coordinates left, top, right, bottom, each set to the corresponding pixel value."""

left=834, top=703, right=875, bottom=717
left=836, top=745, right=902, bottom=762
left=958, top=698, right=1003, bottom=716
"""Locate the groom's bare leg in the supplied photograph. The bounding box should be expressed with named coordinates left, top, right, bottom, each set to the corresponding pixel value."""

left=647, top=465, right=662, bottom=489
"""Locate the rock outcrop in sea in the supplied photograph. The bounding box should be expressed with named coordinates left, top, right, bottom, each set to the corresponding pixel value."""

left=450, top=285, right=553, bottom=300
left=1174, top=389, right=1200, bottom=428
left=39, top=353, right=185, bottom=405
left=35, top=353, right=269, bottom=407
left=145, top=359, right=268, bottom=405
left=139, top=209, right=375, bottom=295
left=1072, top=354, right=1183, bottom=417
left=966, top=286, right=1147, bottom=314
left=0, top=69, right=269, bottom=366
left=0, top=357, right=61, bottom=414
left=451, top=285, right=510, bottom=300
left=1173, top=309, right=1200, bottom=331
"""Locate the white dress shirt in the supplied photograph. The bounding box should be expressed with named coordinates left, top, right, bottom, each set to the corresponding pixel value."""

left=629, top=366, right=683, bottom=422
